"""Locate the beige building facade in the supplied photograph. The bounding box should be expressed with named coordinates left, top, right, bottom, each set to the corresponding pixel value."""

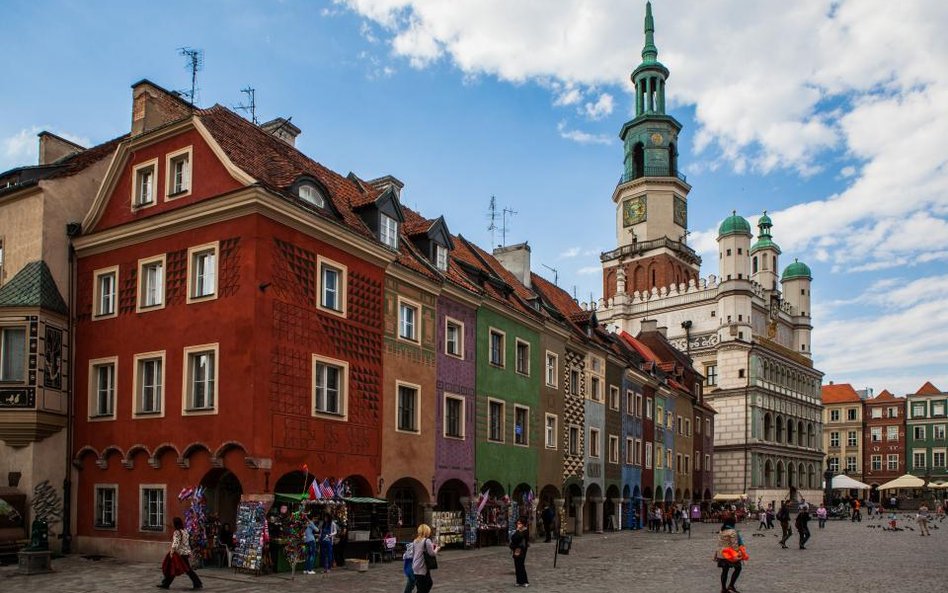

left=821, top=383, right=865, bottom=481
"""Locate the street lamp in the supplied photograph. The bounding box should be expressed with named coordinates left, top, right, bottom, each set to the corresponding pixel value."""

left=823, top=464, right=834, bottom=506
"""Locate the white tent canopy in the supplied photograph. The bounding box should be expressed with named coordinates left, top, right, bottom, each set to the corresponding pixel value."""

left=822, top=475, right=871, bottom=490
left=878, top=474, right=925, bottom=490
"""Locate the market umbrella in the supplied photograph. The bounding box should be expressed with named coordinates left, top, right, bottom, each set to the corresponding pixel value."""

left=712, top=493, right=746, bottom=501
left=830, top=475, right=871, bottom=490
left=926, top=481, right=948, bottom=489
left=878, top=474, right=925, bottom=490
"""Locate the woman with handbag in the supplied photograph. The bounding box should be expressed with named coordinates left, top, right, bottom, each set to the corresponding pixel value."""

left=713, top=515, right=745, bottom=593
left=411, top=523, right=439, bottom=593
left=510, top=517, right=530, bottom=587
left=158, top=517, right=203, bottom=589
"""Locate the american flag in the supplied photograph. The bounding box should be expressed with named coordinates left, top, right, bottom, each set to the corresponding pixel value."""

left=321, top=478, right=335, bottom=499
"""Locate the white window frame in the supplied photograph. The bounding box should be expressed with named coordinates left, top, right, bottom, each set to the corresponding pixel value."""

left=136, top=254, right=166, bottom=312
left=845, top=455, right=857, bottom=473
left=298, top=182, right=325, bottom=207
left=914, top=426, right=926, bottom=440
left=435, top=244, right=448, bottom=271
left=608, top=434, right=619, bottom=464
left=545, top=351, right=558, bottom=387
left=705, top=364, right=717, bottom=386
left=645, top=442, right=653, bottom=469
left=132, top=351, right=165, bottom=418
left=685, top=418, right=691, bottom=437
left=935, top=424, right=947, bottom=440
left=934, top=403, right=946, bottom=417
left=380, top=213, right=399, bottom=249
left=312, top=354, right=349, bottom=421
left=513, top=404, right=529, bottom=447
left=397, top=297, right=420, bottom=343
left=545, top=413, right=558, bottom=449
left=655, top=444, right=663, bottom=469
left=515, top=338, right=530, bottom=376
left=165, top=146, right=192, bottom=199
left=676, top=453, right=683, bottom=473
left=871, top=407, right=883, bottom=419
left=443, top=393, right=465, bottom=439
left=847, top=431, right=858, bottom=447
left=569, top=368, right=580, bottom=395
left=625, top=437, right=635, bottom=464
left=131, top=159, right=158, bottom=209
left=444, top=317, right=464, bottom=359
left=887, top=454, right=899, bottom=471
left=913, top=449, right=926, bottom=469
left=317, top=255, right=348, bottom=317
left=488, top=397, right=505, bottom=443
left=182, top=343, right=218, bottom=415
left=93, top=266, right=119, bottom=319
left=139, top=484, right=165, bottom=532
left=646, top=397, right=653, bottom=419
left=830, top=431, right=840, bottom=447
left=934, top=449, right=946, bottom=468
left=636, top=393, right=643, bottom=417
left=94, top=484, right=118, bottom=530
left=589, top=427, right=601, bottom=459
left=395, top=381, right=421, bottom=434
left=913, top=403, right=926, bottom=418
left=0, top=325, right=27, bottom=383
left=830, top=409, right=840, bottom=422
left=609, top=386, right=620, bottom=411
left=634, top=438, right=643, bottom=465
left=870, top=455, right=882, bottom=471
left=870, top=427, right=882, bottom=442
left=666, top=448, right=673, bottom=469
left=88, top=356, right=118, bottom=421
left=488, top=328, right=505, bottom=367
left=186, top=242, right=219, bottom=303
left=590, top=376, right=602, bottom=402
left=887, top=426, right=899, bottom=441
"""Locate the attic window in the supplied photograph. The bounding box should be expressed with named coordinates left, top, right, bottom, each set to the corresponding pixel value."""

left=435, top=245, right=448, bottom=271
left=380, top=214, right=398, bottom=249
left=298, top=183, right=325, bottom=207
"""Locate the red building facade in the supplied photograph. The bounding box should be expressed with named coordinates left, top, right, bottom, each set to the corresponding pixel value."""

left=863, top=390, right=906, bottom=499
left=72, top=82, right=393, bottom=558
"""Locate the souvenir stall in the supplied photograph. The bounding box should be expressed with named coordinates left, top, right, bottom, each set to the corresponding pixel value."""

left=474, top=493, right=510, bottom=547
left=178, top=486, right=209, bottom=566
left=431, top=510, right=465, bottom=548
left=231, top=499, right=269, bottom=574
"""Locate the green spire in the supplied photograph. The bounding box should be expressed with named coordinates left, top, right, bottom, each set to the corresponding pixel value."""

left=751, top=210, right=781, bottom=254
left=642, top=1, right=658, bottom=63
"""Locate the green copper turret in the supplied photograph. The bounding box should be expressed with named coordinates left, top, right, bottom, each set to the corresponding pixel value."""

left=642, top=1, right=658, bottom=63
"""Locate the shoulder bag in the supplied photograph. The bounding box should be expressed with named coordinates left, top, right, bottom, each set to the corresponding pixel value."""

left=423, top=538, right=438, bottom=570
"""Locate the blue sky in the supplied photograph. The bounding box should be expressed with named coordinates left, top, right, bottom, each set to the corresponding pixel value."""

left=2, top=0, right=946, bottom=395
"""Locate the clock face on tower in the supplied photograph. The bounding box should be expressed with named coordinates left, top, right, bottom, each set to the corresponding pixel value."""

left=673, top=195, right=687, bottom=227
left=650, top=132, right=664, bottom=145
left=623, top=196, right=647, bottom=227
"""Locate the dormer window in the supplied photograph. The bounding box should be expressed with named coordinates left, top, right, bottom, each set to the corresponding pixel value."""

left=298, top=183, right=325, bottom=207
left=380, top=214, right=398, bottom=249
left=131, top=159, right=158, bottom=209
left=435, top=245, right=448, bottom=271
left=165, top=146, right=192, bottom=198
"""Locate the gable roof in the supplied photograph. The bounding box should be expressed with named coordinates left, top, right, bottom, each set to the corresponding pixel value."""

left=869, top=389, right=900, bottom=403
left=0, top=261, right=68, bottom=315
left=915, top=381, right=942, bottom=396
left=821, top=383, right=861, bottom=404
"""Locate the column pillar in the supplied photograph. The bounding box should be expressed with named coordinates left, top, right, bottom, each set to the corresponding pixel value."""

left=658, top=79, right=665, bottom=113
left=646, top=77, right=653, bottom=112
left=422, top=502, right=435, bottom=526
left=592, top=497, right=604, bottom=533
left=554, top=498, right=565, bottom=538
left=573, top=497, right=586, bottom=536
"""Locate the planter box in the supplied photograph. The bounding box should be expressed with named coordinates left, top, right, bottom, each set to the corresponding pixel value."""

left=346, top=558, right=369, bottom=572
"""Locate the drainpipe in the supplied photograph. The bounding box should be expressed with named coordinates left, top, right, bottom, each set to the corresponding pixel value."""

left=680, top=320, right=692, bottom=358
left=62, top=221, right=81, bottom=554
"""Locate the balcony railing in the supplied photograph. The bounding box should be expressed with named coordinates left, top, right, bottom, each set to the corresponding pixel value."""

left=601, top=236, right=699, bottom=263
left=619, top=166, right=687, bottom=185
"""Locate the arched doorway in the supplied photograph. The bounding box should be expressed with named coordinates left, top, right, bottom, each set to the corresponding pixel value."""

left=564, top=483, right=582, bottom=533
left=764, top=459, right=774, bottom=488
left=437, top=479, right=470, bottom=512
left=684, top=489, right=691, bottom=502
left=664, top=487, right=673, bottom=503
left=539, top=484, right=560, bottom=507
left=584, top=483, right=603, bottom=532
left=632, top=142, right=645, bottom=178
left=605, top=485, right=621, bottom=531
left=200, top=468, right=243, bottom=528
left=274, top=470, right=309, bottom=495
left=344, top=474, right=373, bottom=497
left=387, top=477, right=430, bottom=530
left=776, top=461, right=785, bottom=488
left=674, top=488, right=682, bottom=502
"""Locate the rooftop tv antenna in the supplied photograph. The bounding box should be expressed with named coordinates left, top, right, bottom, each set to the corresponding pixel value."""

left=541, top=263, right=559, bottom=286
left=235, top=86, right=258, bottom=124
left=488, top=195, right=498, bottom=247
left=178, top=47, right=204, bottom=106
left=501, top=207, right=518, bottom=246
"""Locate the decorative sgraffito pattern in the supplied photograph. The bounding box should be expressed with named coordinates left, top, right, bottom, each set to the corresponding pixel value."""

left=270, top=238, right=383, bottom=455
left=119, top=263, right=137, bottom=314
left=164, top=248, right=187, bottom=306
left=218, top=237, right=241, bottom=298
left=562, top=349, right=586, bottom=484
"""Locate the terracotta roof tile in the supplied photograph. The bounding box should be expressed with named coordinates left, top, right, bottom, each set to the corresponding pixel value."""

left=618, top=331, right=661, bottom=364
left=197, top=106, right=375, bottom=239
left=870, top=389, right=899, bottom=402
left=821, top=383, right=862, bottom=404
left=46, top=134, right=127, bottom=179
left=915, top=381, right=942, bottom=395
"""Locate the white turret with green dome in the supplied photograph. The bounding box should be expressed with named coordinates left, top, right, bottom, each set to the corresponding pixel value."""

left=781, top=258, right=813, bottom=357
left=750, top=211, right=781, bottom=293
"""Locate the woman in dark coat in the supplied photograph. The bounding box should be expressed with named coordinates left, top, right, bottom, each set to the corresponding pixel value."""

left=509, top=517, right=530, bottom=587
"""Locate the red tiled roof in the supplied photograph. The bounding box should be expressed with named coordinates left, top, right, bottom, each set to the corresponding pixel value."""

left=452, top=236, right=540, bottom=319
left=915, top=381, right=942, bottom=395
left=618, top=331, right=661, bottom=364
left=821, top=383, right=861, bottom=404
left=197, top=105, right=377, bottom=239
left=46, top=134, right=127, bottom=179
left=870, top=389, right=898, bottom=402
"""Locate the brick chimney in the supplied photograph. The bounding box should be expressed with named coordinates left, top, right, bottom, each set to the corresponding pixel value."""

left=640, top=319, right=658, bottom=333
left=261, top=117, right=301, bottom=147
left=37, top=132, right=84, bottom=165
left=493, top=242, right=531, bottom=289
left=131, top=80, right=192, bottom=136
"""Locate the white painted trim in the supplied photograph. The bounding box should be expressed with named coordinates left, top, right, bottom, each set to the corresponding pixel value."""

left=93, top=483, right=119, bottom=531
left=87, top=356, right=118, bottom=421
left=92, top=266, right=119, bottom=320
left=395, top=380, right=422, bottom=435
left=130, top=158, right=159, bottom=210
left=396, top=296, right=422, bottom=344
left=164, top=145, right=193, bottom=200
left=316, top=255, right=348, bottom=318
left=513, top=404, right=530, bottom=447
left=311, top=354, right=349, bottom=421
left=444, top=316, right=465, bottom=359
left=442, top=393, right=466, bottom=440
left=136, top=254, right=167, bottom=313
left=138, top=483, right=166, bottom=533
left=181, top=343, right=219, bottom=416
left=487, top=397, right=506, bottom=443
left=186, top=242, right=219, bottom=304
left=132, top=350, right=166, bottom=418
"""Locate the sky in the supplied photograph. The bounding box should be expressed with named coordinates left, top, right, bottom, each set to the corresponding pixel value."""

left=1, top=0, right=946, bottom=396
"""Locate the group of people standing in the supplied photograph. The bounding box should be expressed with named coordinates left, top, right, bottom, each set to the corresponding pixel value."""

left=646, top=504, right=690, bottom=533
left=774, top=500, right=812, bottom=550
left=302, top=512, right=341, bottom=574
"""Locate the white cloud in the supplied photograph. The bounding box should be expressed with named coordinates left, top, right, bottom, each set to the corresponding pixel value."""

left=556, top=121, right=610, bottom=146
left=559, top=246, right=581, bottom=258
left=577, top=266, right=600, bottom=275
left=1, top=126, right=89, bottom=172
left=583, top=93, right=613, bottom=120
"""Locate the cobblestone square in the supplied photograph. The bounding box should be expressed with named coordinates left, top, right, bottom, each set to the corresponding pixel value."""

left=3, top=516, right=943, bottom=593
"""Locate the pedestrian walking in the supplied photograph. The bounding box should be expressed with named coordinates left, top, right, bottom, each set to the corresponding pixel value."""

left=765, top=505, right=775, bottom=529
left=542, top=504, right=556, bottom=542
left=795, top=506, right=811, bottom=550
left=157, top=517, right=203, bottom=590
left=757, top=509, right=767, bottom=531
left=411, top=523, right=439, bottom=593
left=673, top=505, right=682, bottom=533
left=816, top=503, right=827, bottom=529
left=510, top=517, right=530, bottom=587
left=402, top=540, right=416, bottom=593
left=917, top=504, right=931, bottom=536
left=713, top=515, right=745, bottom=593
left=777, top=501, right=792, bottom=549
